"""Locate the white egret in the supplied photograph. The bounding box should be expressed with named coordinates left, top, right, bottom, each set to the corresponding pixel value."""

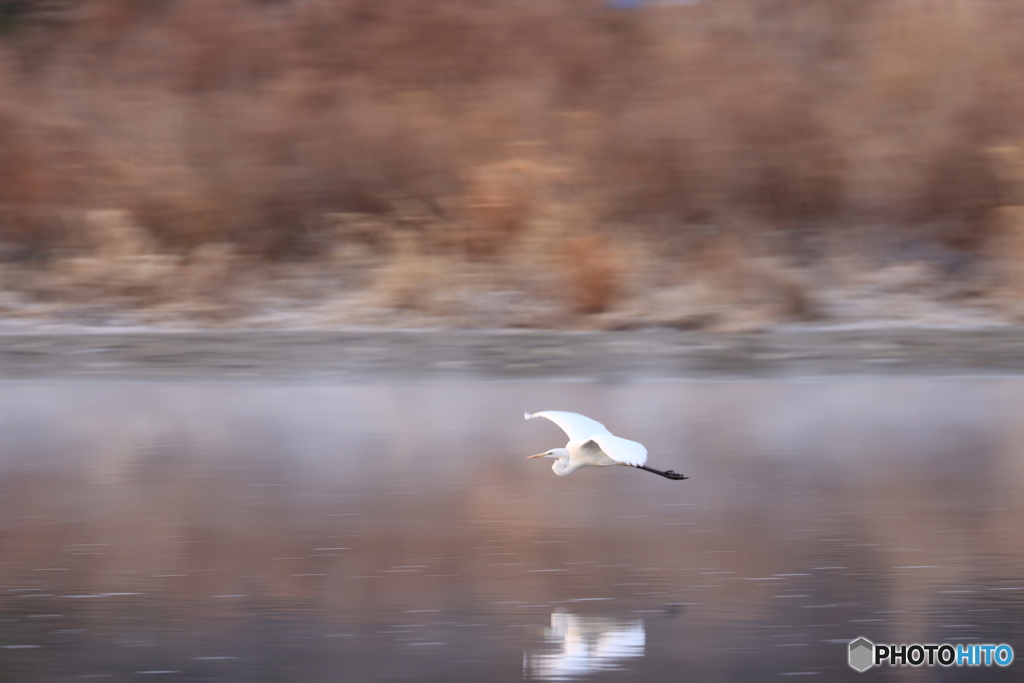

left=524, top=411, right=687, bottom=480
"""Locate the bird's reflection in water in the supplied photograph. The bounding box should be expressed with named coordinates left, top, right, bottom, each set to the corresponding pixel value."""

left=523, top=610, right=645, bottom=681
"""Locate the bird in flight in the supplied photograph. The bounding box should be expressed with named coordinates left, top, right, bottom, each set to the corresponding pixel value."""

left=524, top=411, right=688, bottom=480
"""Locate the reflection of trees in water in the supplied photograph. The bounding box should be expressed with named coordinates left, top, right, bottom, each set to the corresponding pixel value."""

left=524, top=610, right=644, bottom=681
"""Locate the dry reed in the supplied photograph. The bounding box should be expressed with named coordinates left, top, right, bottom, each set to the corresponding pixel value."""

left=0, top=0, right=1023, bottom=325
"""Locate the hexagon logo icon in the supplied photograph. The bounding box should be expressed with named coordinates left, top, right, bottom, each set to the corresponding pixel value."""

left=849, top=637, right=875, bottom=672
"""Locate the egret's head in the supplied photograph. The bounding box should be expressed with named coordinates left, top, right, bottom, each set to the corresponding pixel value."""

left=526, top=448, right=569, bottom=460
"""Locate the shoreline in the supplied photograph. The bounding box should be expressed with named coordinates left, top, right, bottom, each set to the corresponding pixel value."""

left=3, top=326, right=1024, bottom=382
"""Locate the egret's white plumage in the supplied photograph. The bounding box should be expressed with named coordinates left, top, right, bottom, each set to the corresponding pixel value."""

left=524, top=410, right=687, bottom=480
left=525, top=411, right=612, bottom=443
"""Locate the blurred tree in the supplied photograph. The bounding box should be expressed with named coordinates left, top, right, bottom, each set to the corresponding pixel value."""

left=0, top=0, right=29, bottom=33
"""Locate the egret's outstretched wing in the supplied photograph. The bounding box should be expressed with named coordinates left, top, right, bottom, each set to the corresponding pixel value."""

left=587, top=434, right=648, bottom=467
left=525, top=411, right=611, bottom=442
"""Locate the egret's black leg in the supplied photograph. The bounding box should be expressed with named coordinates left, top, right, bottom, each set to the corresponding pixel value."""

left=637, top=465, right=688, bottom=481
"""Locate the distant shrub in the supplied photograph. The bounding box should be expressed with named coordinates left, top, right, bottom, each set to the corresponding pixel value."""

left=0, top=0, right=1022, bottom=273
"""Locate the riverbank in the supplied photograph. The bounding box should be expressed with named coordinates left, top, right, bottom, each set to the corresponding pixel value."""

left=3, top=326, right=1024, bottom=382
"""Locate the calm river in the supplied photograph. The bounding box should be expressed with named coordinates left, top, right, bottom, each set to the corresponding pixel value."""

left=1, top=379, right=1022, bottom=681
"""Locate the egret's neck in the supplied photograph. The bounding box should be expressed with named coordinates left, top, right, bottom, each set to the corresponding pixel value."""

left=549, top=449, right=577, bottom=476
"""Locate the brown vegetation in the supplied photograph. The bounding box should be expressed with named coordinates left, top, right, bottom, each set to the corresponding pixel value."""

left=1, top=0, right=1024, bottom=328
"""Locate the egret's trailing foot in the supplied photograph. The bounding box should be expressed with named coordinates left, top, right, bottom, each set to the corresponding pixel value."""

left=638, top=465, right=688, bottom=481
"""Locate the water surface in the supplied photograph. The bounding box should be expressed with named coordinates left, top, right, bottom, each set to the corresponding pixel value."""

left=1, top=379, right=1022, bottom=681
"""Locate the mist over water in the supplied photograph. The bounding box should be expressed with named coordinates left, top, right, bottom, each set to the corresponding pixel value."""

left=1, top=379, right=1022, bottom=681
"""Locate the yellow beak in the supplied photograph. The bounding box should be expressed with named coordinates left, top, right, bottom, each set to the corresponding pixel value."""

left=525, top=453, right=547, bottom=459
